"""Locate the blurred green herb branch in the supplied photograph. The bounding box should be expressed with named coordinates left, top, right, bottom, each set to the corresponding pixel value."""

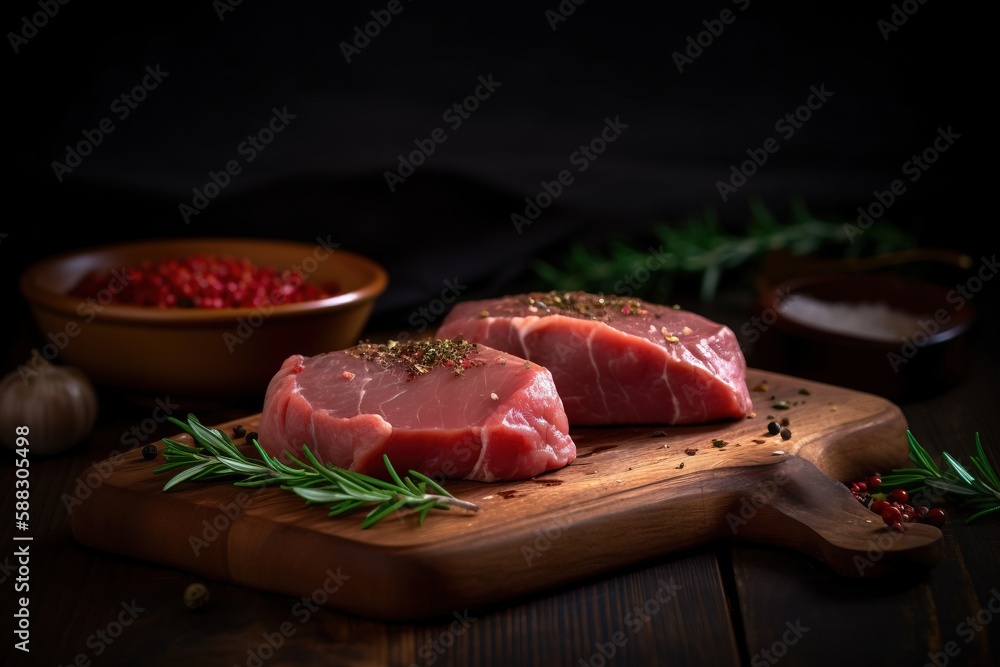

left=532, top=198, right=916, bottom=303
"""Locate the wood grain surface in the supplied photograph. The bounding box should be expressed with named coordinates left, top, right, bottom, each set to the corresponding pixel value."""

left=68, top=368, right=944, bottom=621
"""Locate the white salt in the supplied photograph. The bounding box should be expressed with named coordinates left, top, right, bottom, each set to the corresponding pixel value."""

left=776, top=294, right=920, bottom=342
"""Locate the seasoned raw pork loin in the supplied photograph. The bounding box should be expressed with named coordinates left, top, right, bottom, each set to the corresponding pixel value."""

left=258, top=338, right=576, bottom=482
left=436, top=291, right=752, bottom=425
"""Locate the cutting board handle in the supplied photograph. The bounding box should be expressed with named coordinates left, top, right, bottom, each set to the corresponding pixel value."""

left=721, top=455, right=942, bottom=576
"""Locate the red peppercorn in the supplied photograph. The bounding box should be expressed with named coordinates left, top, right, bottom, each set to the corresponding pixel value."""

left=866, top=475, right=882, bottom=490
left=881, top=504, right=904, bottom=528
left=67, top=255, right=339, bottom=309
left=870, top=499, right=890, bottom=515
left=889, top=488, right=909, bottom=505
left=926, top=508, right=947, bottom=527
left=881, top=506, right=905, bottom=532
left=855, top=481, right=868, bottom=494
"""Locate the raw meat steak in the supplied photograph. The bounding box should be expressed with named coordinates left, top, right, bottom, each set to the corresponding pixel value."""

left=258, top=338, right=576, bottom=482
left=436, top=291, right=752, bottom=425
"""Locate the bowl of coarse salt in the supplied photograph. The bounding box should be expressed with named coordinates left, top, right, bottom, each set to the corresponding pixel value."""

left=747, top=271, right=977, bottom=401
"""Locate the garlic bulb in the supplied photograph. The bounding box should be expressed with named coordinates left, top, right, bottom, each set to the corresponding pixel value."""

left=0, top=356, right=99, bottom=455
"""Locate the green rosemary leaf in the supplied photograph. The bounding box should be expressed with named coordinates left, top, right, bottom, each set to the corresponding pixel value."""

left=402, top=476, right=423, bottom=497
left=925, top=478, right=979, bottom=496
left=293, top=487, right=384, bottom=505
left=964, top=505, right=1000, bottom=523
left=906, top=431, right=942, bottom=476
left=382, top=454, right=406, bottom=490
left=155, top=413, right=479, bottom=528
left=152, top=460, right=208, bottom=474
left=328, top=499, right=369, bottom=517
left=972, top=433, right=1000, bottom=490
left=215, top=457, right=270, bottom=475
left=233, top=475, right=281, bottom=488
left=162, top=461, right=215, bottom=491
left=160, top=437, right=202, bottom=454
left=941, top=452, right=976, bottom=486
left=362, top=497, right=411, bottom=529
left=408, top=469, right=453, bottom=497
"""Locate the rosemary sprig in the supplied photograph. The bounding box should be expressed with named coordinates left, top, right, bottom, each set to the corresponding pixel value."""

left=532, top=198, right=915, bottom=302
left=153, top=414, right=479, bottom=528
left=877, top=431, right=1000, bottom=523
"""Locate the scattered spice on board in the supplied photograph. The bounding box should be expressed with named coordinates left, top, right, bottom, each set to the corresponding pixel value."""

left=773, top=401, right=791, bottom=409
left=685, top=448, right=699, bottom=456
left=711, top=439, right=728, bottom=448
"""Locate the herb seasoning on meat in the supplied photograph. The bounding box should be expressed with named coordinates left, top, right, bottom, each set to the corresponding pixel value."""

left=516, top=291, right=649, bottom=322
left=350, top=337, right=485, bottom=379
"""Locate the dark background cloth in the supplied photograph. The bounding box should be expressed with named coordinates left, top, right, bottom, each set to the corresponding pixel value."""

left=5, top=0, right=986, bottom=344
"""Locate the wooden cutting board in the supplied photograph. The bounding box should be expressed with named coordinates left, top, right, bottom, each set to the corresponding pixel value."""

left=70, top=369, right=942, bottom=621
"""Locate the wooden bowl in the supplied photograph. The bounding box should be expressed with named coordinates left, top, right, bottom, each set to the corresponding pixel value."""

left=19, top=237, right=388, bottom=403
left=747, top=272, right=977, bottom=401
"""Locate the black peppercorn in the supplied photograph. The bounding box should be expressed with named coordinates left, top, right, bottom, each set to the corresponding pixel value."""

left=780, top=428, right=792, bottom=441
left=245, top=431, right=259, bottom=444
left=233, top=424, right=246, bottom=439
left=141, top=443, right=158, bottom=460
left=767, top=421, right=781, bottom=435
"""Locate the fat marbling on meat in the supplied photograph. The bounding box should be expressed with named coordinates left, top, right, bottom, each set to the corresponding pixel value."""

left=436, top=291, right=752, bottom=425
left=258, top=338, right=576, bottom=482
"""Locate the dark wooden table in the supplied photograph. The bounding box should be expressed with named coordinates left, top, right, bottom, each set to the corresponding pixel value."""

left=4, top=285, right=998, bottom=667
